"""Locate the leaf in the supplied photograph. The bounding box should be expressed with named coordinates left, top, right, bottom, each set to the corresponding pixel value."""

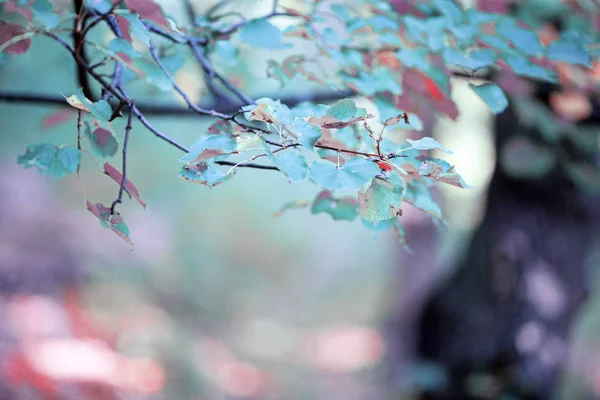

left=124, top=0, right=171, bottom=31
left=179, top=162, right=235, bottom=188
left=214, top=40, right=238, bottom=65
left=500, top=136, right=556, bottom=179
left=339, top=67, right=402, bottom=96
left=311, top=190, right=358, bottom=221
left=64, top=94, right=90, bottom=112
left=417, top=158, right=471, bottom=188
left=31, top=0, right=61, bottom=30
left=308, top=99, right=373, bottom=130
left=407, top=137, right=453, bottom=154
left=103, top=163, right=147, bottom=208
left=136, top=60, right=173, bottom=91
left=41, top=108, right=77, bottom=128
left=179, top=133, right=237, bottom=164
left=442, top=47, right=496, bottom=71
left=118, top=12, right=151, bottom=45
left=273, top=200, right=309, bottom=219
left=403, top=180, right=443, bottom=220
left=504, top=53, right=557, bottom=82
left=86, top=201, right=133, bottom=245
left=238, top=18, right=291, bottom=49
left=290, top=118, right=321, bottom=151
left=469, top=83, right=508, bottom=114
left=0, top=21, right=31, bottom=54
left=73, top=88, right=113, bottom=121
left=247, top=103, right=278, bottom=123
left=431, top=0, right=464, bottom=24
left=264, top=145, right=308, bottom=181
left=496, top=18, right=543, bottom=56
left=309, top=158, right=380, bottom=191
left=385, top=113, right=410, bottom=126
left=546, top=40, right=591, bottom=67
left=17, top=143, right=80, bottom=178
left=358, top=172, right=404, bottom=223
left=84, top=122, right=118, bottom=158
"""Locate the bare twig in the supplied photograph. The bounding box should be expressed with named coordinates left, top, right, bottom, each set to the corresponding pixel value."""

left=110, top=101, right=134, bottom=215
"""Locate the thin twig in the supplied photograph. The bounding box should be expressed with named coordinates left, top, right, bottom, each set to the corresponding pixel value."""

left=188, top=41, right=255, bottom=106
left=111, top=101, right=134, bottom=214
left=148, top=41, right=233, bottom=119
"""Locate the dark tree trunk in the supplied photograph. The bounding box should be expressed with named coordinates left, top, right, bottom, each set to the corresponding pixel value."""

left=414, top=104, right=598, bottom=399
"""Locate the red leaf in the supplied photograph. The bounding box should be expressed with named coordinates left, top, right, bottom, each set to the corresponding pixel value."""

left=0, top=21, right=31, bottom=54
left=114, top=14, right=133, bottom=42
left=3, top=1, right=33, bottom=22
left=377, top=161, right=393, bottom=172
left=124, top=0, right=170, bottom=31
left=103, top=163, right=147, bottom=209
left=40, top=108, right=77, bottom=129
left=419, top=72, right=444, bottom=102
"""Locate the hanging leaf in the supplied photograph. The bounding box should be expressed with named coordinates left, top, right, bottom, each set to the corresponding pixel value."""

left=469, top=83, right=508, bottom=114
left=0, top=21, right=31, bottom=54
left=418, top=159, right=471, bottom=188
left=264, top=144, right=308, bottom=181
left=87, top=201, right=133, bottom=245
left=17, top=143, right=79, bottom=178
left=273, top=200, right=310, bottom=219
left=83, top=122, right=118, bottom=158
left=103, top=163, right=147, bottom=209
left=358, top=171, right=404, bottom=223
left=311, top=190, right=358, bottom=221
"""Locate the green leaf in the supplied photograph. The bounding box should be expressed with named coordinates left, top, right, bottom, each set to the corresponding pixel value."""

left=273, top=200, right=309, bottom=219
left=327, top=99, right=359, bottom=121
left=84, top=122, right=119, bottom=158
left=238, top=18, right=291, bottom=49
left=407, top=137, right=453, bottom=154
left=546, top=40, right=591, bottom=67
left=179, top=162, right=235, bottom=188
left=358, top=171, right=404, bottom=223
left=290, top=118, right=322, bottom=151
left=74, top=89, right=113, bottom=121
left=339, top=67, right=402, bottom=96
left=500, top=136, right=556, bottom=179
left=404, top=180, right=443, bottom=220
left=180, top=133, right=237, bottom=164
left=417, top=158, right=471, bottom=188
left=32, top=0, right=61, bottom=30
left=264, top=144, right=308, bottom=181
left=17, top=143, right=80, bottom=178
left=311, top=190, right=358, bottom=221
left=119, top=12, right=150, bottom=45
left=87, top=201, right=133, bottom=245
left=469, top=83, right=508, bottom=114
left=309, top=158, right=380, bottom=191
left=136, top=60, right=173, bottom=91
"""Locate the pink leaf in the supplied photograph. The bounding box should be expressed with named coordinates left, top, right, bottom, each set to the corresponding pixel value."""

left=103, top=163, right=147, bottom=209
left=124, top=0, right=170, bottom=31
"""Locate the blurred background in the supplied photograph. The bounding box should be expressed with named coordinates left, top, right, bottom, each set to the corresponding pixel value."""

left=1, top=0, right=599, bottom=399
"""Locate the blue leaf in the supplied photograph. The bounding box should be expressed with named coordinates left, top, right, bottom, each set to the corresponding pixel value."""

left=431, top=0, right=463, bottom=24
left=397, top=47, right=430, bottom=71
left=407, top=137, right=453, bottom=154
left=311, top=190, right=358, bottom=221
left=504, top=53, right=557, bottom=82
left=546, top=40, right=591, bottom=67
left=239, top=18, right=292, bottom=49
left=179, top=162, right=235, bottom=187
left=442, top=47, right=496, bottom=71
left=264, top=144, right=308, bottom=181
left=496, top=18, right=543, bottom=56
left=290, top=118, right=321, bottom=151
left=309, top=158, right=380, bottom=191
left=469, top=83, right=508, bottom=114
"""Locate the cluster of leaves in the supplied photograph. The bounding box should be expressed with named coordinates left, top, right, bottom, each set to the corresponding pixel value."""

left=1, top=0, right=598, bottom=246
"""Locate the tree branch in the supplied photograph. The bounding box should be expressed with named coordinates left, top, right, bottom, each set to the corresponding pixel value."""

left=110, top=101, right=134, bottom=214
